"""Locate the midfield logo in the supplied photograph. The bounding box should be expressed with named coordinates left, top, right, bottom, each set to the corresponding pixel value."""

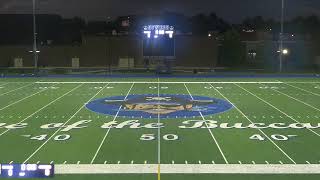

left=105, top=95, right=217, bottom=115
left=85, top=94, right=233, bottom=118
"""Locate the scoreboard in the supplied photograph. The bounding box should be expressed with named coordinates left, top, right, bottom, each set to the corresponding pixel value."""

left=143, top=25, right=174, bottom=39
left=143, top=25, right=175, bottom=57
left=0, top=164, right=54, bottom=178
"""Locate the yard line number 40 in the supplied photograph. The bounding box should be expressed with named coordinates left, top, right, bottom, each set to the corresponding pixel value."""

left=250, top=134, right=297, bottom=141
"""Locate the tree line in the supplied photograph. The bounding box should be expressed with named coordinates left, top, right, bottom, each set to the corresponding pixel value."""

left=1, top=12, right=320, bottom=45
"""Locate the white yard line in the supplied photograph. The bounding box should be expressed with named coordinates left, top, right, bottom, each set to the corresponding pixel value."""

left=184, top=83, right=229, bottom=164
left=90, top=83, right=135, bottom=164
left=157, top=78, right=161, bottom=180
left=270, top=88, right=320, bottom=112
left=209, top=83, right=296, bottom=164
left=23, top=84, right=107, bottom=163
left=0, top=88, right=48, bottom=111
left=157, top=78, right=161, bottom=165
left=235, top=83, right=320, bottom=137
left=36, top=81, right=285, bottom=84
left=0, top=82, right=35, bottom=83
left=0, top=82, right=10, bottom=87
left=281, top=82, right=320, bottom=97
left=288, top=81, right=320, bottom=84
left=0, top=84, right=83, bottom=137
left=55, top=164, right=320, bottom=174
left=0, top=83, right=34, bottom=97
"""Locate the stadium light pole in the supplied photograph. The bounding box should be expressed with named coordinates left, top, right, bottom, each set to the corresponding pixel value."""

left=279, top=0, right=285, bottom=73
left=32, top=0, right=38, bottom=74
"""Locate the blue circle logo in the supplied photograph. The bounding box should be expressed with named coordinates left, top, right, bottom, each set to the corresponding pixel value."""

left=86, top=94, right=233, bottom=119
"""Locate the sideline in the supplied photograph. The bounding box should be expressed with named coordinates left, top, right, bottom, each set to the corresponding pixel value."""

left=55, top=164, right=320, bottom=174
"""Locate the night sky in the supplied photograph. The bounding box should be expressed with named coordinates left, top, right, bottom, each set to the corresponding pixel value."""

left=1, top=0, right=320, bottom=22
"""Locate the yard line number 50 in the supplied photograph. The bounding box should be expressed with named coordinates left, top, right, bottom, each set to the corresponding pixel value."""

left=140, top=134, right=179, bottom=141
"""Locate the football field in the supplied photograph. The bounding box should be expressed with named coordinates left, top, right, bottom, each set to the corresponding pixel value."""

left=0, top=77, right=319, bottom=179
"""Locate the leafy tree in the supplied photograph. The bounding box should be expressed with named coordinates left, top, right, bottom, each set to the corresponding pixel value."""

left=190, top=13, right=208, bottom=35
left=219, top=29, right=245, bottom=67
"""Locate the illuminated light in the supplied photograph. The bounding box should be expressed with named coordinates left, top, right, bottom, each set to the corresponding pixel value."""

left=282, top=49, right=289, bottom=55
left=45, top=170, right=51, bottom=176
left=8, top=170, right=13, bottom=177
left=26, top=164, right=37, bottom=171
left=144, top=31, right=151, bottom=38
left=38, top=165, right=52, bottom=177
left=165, top=30, right=174, bottom=34
left=243, top=29, right=255, bottom=32
left=165, top=30, right=174, bottom=38
left=21, top=164, right=26, bottom=171
left=277, top=49, right=289, bottom=55
left=28, top=50, right=40, bottom=53
left=143, top=25, right=174, bottom=38
left=144, top=25, right=172, bottom=31
left=2, top=165, right=13, bottom=177
left=0, top=164, right=54, bottom=178
left=208, top=33, right=212, bottom=37
left=143, top=31, right=151, bottom=36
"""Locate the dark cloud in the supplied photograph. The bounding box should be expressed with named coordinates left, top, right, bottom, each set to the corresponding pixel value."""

left=0, top=0, right=320, bottom=22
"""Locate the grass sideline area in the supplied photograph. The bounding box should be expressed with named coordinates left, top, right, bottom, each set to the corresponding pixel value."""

left=4, top=174, right=320, bottom=180
left=0, top=77, right=319, bottom=179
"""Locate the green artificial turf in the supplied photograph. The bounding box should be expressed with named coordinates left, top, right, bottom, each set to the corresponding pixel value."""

left=0, top=77, right=319, bottom=179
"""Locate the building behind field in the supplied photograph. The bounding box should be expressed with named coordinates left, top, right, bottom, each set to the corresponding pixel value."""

left=0, top=34, right=218, bottom=69
left=241, top=31, right=316, bottom=71
left=0, top=14, right=319, bottom=72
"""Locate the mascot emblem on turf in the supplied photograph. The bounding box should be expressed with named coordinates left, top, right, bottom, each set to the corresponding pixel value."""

left=86, top=94, right=233, bottom=119
left=104, top=96, right=216, bottom=115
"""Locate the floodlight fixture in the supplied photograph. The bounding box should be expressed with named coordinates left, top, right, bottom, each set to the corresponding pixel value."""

left=282, top=49, right=289, bottom=55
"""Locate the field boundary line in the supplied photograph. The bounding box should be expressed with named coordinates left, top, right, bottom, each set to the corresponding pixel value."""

left=35, top=81, right=285, bottom=84
left=0, top=84, right=83, bottom=137
left=0, top=83, right=35, bottom=97
left=35, top=81, right=320, bottom=84
left=235, top=83, right=320, bottom=137
left=0, top=82, right=35, bottom=83
left=209, top=83, right=296, bottom=164
left=184, top=83, right=229, bottom=164
left=23, top=84, right=108, bottom=163
left=90, top=83, right=135, bottom=164
left=55, top=164, right=320, bottom=174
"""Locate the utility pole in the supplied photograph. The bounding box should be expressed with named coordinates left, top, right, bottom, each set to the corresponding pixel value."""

left=32, top=0, right=38, bottom=74
left=279, top=0, right=284, bottom=72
